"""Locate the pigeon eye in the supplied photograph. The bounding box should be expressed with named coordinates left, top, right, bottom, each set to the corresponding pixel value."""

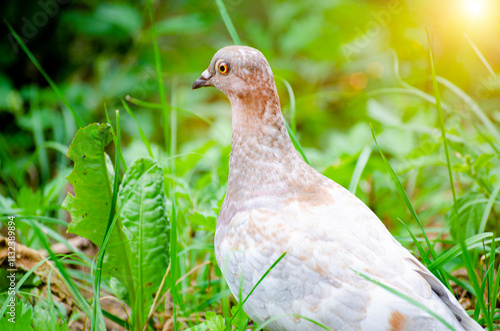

left=217, top=61, right=229, bottom=75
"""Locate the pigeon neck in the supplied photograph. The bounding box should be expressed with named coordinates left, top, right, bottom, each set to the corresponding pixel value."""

left=229, top=87, right=298, bottom=162
left=218, top=87, right=335, bottom=227
left=225, top=87, right=305, bottom=202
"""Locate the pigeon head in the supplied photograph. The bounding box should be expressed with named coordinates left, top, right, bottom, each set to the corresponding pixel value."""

left=192, top=46, right=275, bottom=99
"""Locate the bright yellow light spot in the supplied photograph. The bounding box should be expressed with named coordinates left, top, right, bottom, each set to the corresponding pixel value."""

left=464, top=0, right=484, bottom=16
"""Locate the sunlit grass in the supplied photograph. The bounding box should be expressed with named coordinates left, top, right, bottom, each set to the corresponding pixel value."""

left=1, top=0, right=499, bottom=330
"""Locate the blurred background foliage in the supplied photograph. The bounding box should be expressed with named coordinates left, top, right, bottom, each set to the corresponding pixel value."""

left=2, top=0, right=499, bottom=227
left=1, top=0, right=500, bottom=329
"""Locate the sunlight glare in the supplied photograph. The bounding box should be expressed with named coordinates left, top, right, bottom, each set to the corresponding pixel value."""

left=464, top=0, right=484, bottom=16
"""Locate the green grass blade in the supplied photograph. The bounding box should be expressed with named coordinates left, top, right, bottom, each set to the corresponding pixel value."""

left=427, top=32, right=492, bottom=329
left=428, top=233, right=494, bottom=271
left=126, top=95, right=163, bottom=109
left=102, top=309, right=130, bottom=329
left=30, top=221, right=94, bottom=266
left=256, top=314, right=330, bottom=331
left=214, top=0, right=241, bottom=45
left=479, top=181, right=500, bottom=234
left=92, top=162, right=160, bottom=330
left=490, top=241, right=500, bottom=323
left=0, top=257, right=51, bottom=319
left=46, top=268, right=57, bottom=327
left=99, top=167, right=159, bottom=313
left=92, top=110, right=122, bottom=331
left=428, top=35, right=457, bottom=211
left=4, top=20, right=85, bottom=128
left=368, top=84, right=500, bottom=155
left=104, top=105, right=128, bottom=172
left=390, top=50, right=497, bottom=157
left=463, top=34, right=496, bottom=78
left=220, top=270, right=231, bottom=320
left=280, top=78, right=297, bottom=135
left=370, top=124, right=451, bottom=290
left=121, top=100, right=154, bottom=158
left=351, top=268, right=456, bottom=331
left=367, top=87, right=452, bottom=113
left=0, top=215, right=66, bottom=226
left=370, top=126, right=436, bottom=263
left=285, top=120, right=310, bottom=165
left=348, top=145, right=371, bottom=194
left=447, top=273, right=475, bottom=297
left=391, top=49, right=413, bottom=89
left=436, top=76, right=500, bottom=145
left=29, top=219, right=92, bottom=317
left=142, top=264, right=171, bottom=331
left=125, top=96, right=216, bottom=126
left=480, top=259, right=494, bottom=311
left=170, top=79, right=178, bottom=171
left=170, top=200, right=179, bottom=330
left=19, top=141, right=69, bottom=183
left=227, top=251, right=287, bottom=330
left=398, top=218, right=428, bottom=262
left=146, top=0, right=169, bottom=154
left=31, top=87, right=49, bottom=184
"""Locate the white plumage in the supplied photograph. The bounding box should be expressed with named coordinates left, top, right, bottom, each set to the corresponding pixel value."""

left=193, top=45, right=483, bottom=331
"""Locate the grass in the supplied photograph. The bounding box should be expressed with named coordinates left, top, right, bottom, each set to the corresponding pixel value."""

left=428, top=31, right=493, bottom=329
left=92, top=110, right=122, bottom=331
left=226, top=251, right=287, bottom=330
left=3, top=21, right=85, bottom=129
left=1, top=0, right=500, bottom=330
left=147, top=0, right=170, bottom=157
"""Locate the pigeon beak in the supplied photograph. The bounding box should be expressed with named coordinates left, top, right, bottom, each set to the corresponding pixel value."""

left=192, top=69, right=213, bottom=90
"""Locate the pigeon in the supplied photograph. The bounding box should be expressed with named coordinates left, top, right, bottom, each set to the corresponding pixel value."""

left=192, top=45, right=483, bottom=331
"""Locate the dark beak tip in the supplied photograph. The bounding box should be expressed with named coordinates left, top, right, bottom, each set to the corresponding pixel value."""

left=192, top=77, right=207, bottom=90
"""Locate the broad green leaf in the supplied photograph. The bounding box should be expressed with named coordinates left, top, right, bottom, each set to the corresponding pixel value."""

left=188, top=211, right=217, bottom=231
left=61, top=123, right=131, bottom=288
left=94, top=3, right=142, bottom=36
left=205, top=312, right=226, bottom=331
left=32, top=300, right=69, bottom=331
left=62, top=123, right=114, bottom=245
left=447, top=191, right=486, bottom=240
left=230, top=306, right=249, bottom=331
left=185, top=324, right=208, bottom=331
left=175, top=141, right=215, bottom=177
left=117, top=157, right=170, bottom=328
left=156, top=14, right=208, bottom=35
left=473, top=153, right=494, bottom=173
left=0, top=300, right=33, bottom=331
left=367, top=98, right=402, bottom=126
left=14, top=186, right=42, bottom=216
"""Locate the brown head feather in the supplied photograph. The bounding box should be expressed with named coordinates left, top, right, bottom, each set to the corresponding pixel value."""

left=194, top=46, right=334, bottom=226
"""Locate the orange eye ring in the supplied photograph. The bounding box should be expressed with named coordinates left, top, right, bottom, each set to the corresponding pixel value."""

left=217, top=61, right=229, bottom=75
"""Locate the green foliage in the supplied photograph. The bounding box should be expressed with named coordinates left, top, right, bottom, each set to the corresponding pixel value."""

left=352, top=269, right=455, bottom=331
left=62, top=123, right=170, bottom=329
left=117, top=157, right=170, bottom=327
left=32, top=300, right=69, bottom=331
left=230, top=306, right=249, bottom=330
left=62, top=123, right=114, bottom=245
left=2, top=0, right=500, bottom=329
left=446, top=191, right=486, bottom=239
left=0, top=300, right=34, bottom=331
left=205, top=311, right=226, bottom=331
